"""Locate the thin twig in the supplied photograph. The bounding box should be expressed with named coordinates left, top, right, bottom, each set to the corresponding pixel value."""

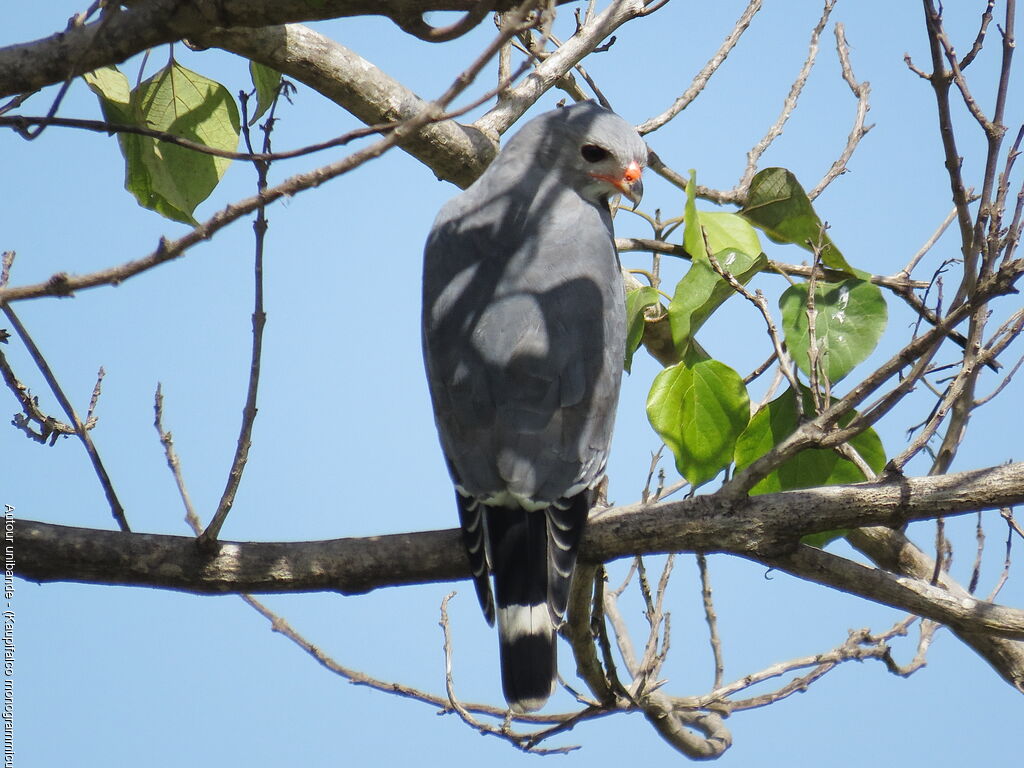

left=85, top=367, right=104, bottom=424
left=201, top=91, right=273, bottom=544
left=738, top=0, right=835, bottom=192
left=974, top=346, right=1024, bottom=407
left=0, top=344, right=87, bottom=443
left=960, top=1, right=996, bottom=69
left=437, top=592, right=581, bottom=755
left=884, top=618, right=937, bottom=678
left=696, top=554, right=724, bottom=690
left=0, top=304, right=128, bottom=531
left=705, top=244, right=803, bottom=399
left=672, top=627, right=904, bottom=711
left=900, top=206, right=959, bottom=279
left=637, top=0, right=763, bottom=134
left=969, top=510, right=986, bottom=594
left=153, top=383, right=202, bottom=533
left=633, top=555, right=675, bottom=696
left=0, top=251, right=13, bottom=288
left=615, top=237, right=930, bottom=290
left=986, top=510, right=1014, bottom=601
left=603, top=582, right=641, bottom=678
left=809, top=23, right=874, bottom=200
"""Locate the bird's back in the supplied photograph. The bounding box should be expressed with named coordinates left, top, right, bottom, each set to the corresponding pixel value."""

left=421, top=101, right=641, bottom=712
left=423, top=173, right=625, bottom=505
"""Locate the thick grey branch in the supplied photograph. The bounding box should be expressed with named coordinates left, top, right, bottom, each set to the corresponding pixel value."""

left=194, top=24, right=498, bottom=188
left=17, top=522, right=468, bottom=595
left=0, top=0, right=555, bottom=98
left=16, top=462, right=1024, bottom=596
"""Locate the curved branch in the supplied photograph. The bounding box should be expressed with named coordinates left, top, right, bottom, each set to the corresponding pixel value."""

left=848, top=525, right=1024, bottom=693
left=636, top=0, right=762, bottom=135
left=194, top=24, right=498, bottom=188
left=0, top=0, right=549, bottom=98
left=758, top=543, right=1024, bottom=641
left=393, top=0, right=497, bottom=42
left=643, top=695, right=731, bottom=759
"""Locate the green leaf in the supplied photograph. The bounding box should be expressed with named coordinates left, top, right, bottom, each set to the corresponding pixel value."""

left=800, top=529, right=848, bottom=549
left=734, top=386, right=886, bottom=546
left=248, top=60, right=281, bottom=125
left=84, top=66, right=133, bottom=123
left=779, top=279, right=888, bottom=383
left=131, top=62, right=240, bottom=223
left=85, top=62, right=240, bottom=224
left=647, top=355, right=750, bottom=487
left=698, top=211, right=764, bottom=259
left=740, top=168, right=862, bottom=277
left=669, top=247, right=766, bottom=353
left=682, top=169, right=706, bottom=261
left=671, top=171, right=766, bottom=352
left=624, top=286, right=661, bottom=373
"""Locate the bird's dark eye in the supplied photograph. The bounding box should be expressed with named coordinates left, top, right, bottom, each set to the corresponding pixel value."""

left=580, top=144, right=610, bottom=163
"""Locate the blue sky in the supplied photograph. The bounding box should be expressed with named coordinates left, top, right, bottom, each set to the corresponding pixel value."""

left=4, top=2, right=1023, bottom=766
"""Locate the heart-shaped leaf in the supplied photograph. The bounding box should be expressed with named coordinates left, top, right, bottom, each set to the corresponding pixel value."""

left=85, top=62, right=240, bottom=224
left=779, top=279, right=888, bottom=383
left=647, top=354, right=750, bottom=487
left=740, top=168, right=862, bottom=278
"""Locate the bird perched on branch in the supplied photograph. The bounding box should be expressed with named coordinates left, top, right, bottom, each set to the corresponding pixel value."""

left=422, top=101, right=646, bottom=712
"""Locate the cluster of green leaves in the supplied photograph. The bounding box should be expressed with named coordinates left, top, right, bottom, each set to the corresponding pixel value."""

left=83, top=57, right=280, bottom=225
left=632, top=169, right=889, bottom=529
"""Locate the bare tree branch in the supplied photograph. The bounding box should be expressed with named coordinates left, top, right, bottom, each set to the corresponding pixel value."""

left=1, top=305, right=128, bottom=532
left=636, top=0, right=762, bottom=135
left=758, top=543, right=1024, bottom=640
left=0, top=344, right=89, bottom=444
left=475, top=0, right=649, bottom=137
left=0, top=0, right=572, bottom=97
left=808, top=22, right=873, bottom=200
left=194, top=24, right=499, bottom=188
left=737, top=0, right=835, bottom=193
left=200, top=92, right=274, bottom=544
left=15, top=461, right=1024, bottom=599
left=848, top=525, right=1024, bottom=692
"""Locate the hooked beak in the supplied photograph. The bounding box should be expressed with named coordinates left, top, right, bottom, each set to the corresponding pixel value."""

left=589, top=160, right=644, bottom=209
left=617, top=160, right=644, bottom=209
left=622, top=175, right=644, bottom=209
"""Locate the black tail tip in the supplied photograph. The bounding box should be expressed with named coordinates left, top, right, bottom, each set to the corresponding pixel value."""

left=500, top=633, right=557, bottom=713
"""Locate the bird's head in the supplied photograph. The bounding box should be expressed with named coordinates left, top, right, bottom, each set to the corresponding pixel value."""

left=550, top=101, right=647, bottom=209
left=496, top=101, right=648, bottom=210
left=578, top=143, right=645, bottom=208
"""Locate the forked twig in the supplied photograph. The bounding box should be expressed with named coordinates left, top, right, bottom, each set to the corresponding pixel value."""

left=1, top=304, right=128, bottom=531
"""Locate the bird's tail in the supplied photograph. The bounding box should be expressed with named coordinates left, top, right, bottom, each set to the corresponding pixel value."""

left=485, top=496, right=589, bottom=712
